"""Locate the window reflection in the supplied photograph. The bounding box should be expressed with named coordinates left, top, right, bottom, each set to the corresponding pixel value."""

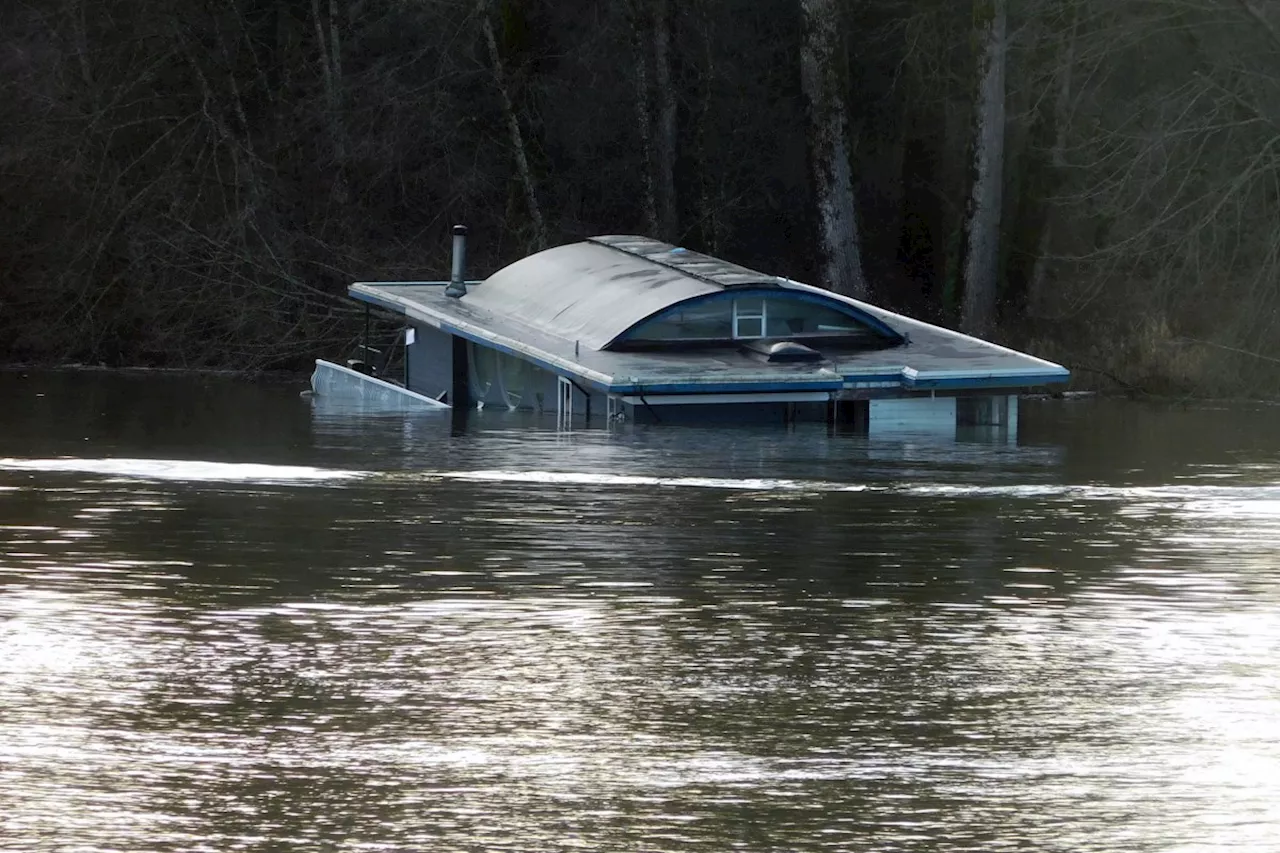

left=618, top=294, right=893, bottom=346
left=765, top=299, right=866, bottom=337
left=628, top=303, right=733, bottom=341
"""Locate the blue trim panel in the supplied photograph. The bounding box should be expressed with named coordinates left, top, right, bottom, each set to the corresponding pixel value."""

left=840, top=372, right=913, bottom=383
left=610, top=380, right=842, bottom=395
left=603, top=287, right=906, bottom=349
left=903, top=371, right=1070, bottom=390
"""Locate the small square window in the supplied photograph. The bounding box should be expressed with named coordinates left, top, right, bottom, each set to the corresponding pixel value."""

left=735, top=316, right=764, bottom=338
left=733, top=297, right=767, bottom=339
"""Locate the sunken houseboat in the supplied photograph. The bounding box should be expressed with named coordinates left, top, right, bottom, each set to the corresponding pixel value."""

left=312, top=227, right=1069, bottom=434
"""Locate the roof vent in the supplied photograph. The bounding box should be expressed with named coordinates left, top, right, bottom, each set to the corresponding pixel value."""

left=741, top=340, right=825, bottom=363
left=445, top=225, right=468, bottom=298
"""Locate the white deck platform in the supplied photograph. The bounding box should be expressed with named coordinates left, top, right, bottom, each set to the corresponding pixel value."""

left=310, top=360, right=450, bottom=413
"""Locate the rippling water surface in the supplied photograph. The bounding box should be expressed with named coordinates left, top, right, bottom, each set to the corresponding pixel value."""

left=2, top=371, right=1280, bottom=852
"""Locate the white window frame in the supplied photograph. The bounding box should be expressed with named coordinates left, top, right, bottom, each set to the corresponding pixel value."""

left=732, top=297, right=767, bottom=339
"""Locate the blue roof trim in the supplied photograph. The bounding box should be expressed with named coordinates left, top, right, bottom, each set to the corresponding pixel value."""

left=609, top=379, right=843, bottom=395
left=902, top=371, right=1071, bottom=390
left=604, top=287, right=906, bottom=349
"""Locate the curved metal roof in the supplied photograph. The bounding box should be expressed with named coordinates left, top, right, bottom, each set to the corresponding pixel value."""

left=463, top=236, right=785, bottom=351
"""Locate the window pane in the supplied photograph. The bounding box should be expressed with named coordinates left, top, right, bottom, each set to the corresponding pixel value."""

left=626, top=303, right=733, bottom=341
left=469, top=342, right=500, bottom=403
left=735, top=316, right=764, bottom=339
left=765, top=298, right=870, bottom=338
left=734, top=297, right=765, bottom=317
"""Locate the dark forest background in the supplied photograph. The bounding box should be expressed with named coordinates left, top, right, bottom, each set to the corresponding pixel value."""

left=2, top=0, right=1279, bottom=395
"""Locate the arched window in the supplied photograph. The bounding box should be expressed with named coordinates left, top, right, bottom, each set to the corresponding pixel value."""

left=608, top=290, right=903, bottom=349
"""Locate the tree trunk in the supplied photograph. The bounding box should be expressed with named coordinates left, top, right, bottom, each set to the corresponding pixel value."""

left=1027, top=2, right=1078, bottom=317
left=691, top=0, right=725, bottom=255
left=652, top=0, right=678, bottom=242
left=311, top=0, right=348, bottom=203
left=629, top=2, right=659, bottom=236
left=479, top=0, right=547, bottom=250
left=630, top=0, right=678, bottom=242
left=71, top=0, right=93, bottom=87
left=800, top=0, right=868, bottom=300
left=960, top=0, right=1007, bottom=337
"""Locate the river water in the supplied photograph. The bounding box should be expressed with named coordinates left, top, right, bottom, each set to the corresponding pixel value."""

left=1, top=370, right=1279, bottom=852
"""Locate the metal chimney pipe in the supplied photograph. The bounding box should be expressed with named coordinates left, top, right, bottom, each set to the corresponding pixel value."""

left=445, top=224, right=468, bottom=298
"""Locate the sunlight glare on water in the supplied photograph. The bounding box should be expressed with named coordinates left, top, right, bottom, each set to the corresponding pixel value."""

left=1, top=371, right=1280, bottom=852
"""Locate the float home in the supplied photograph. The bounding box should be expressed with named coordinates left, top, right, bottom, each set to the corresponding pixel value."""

left=311, top=227, right=1069, bottom=433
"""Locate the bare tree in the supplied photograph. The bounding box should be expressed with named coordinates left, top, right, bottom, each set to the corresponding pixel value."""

left=960, top=0, right=1008, bottom=336
left=478, top=0, right=547, bottom=251
left=629, top=0, right=679, bottom=241
left=311, top=0, right=348, bottom=203
left=3, top=0, right=1279, bottom=394
left=630, top=2, right=660, bottom=237
left=800, top=0, right=868, bottom=299
left=652, top=0, right=678, bottom=242
left=1235, top=0, right=1280, bottom=49
left=1026, top=0, right=1079, bottom=316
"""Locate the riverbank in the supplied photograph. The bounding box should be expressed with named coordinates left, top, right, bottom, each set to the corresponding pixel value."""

left=0, top=363, right=312, bottom=382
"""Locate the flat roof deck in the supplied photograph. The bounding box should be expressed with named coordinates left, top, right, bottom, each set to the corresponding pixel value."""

left=350, top=281, right=1069, bottom=397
